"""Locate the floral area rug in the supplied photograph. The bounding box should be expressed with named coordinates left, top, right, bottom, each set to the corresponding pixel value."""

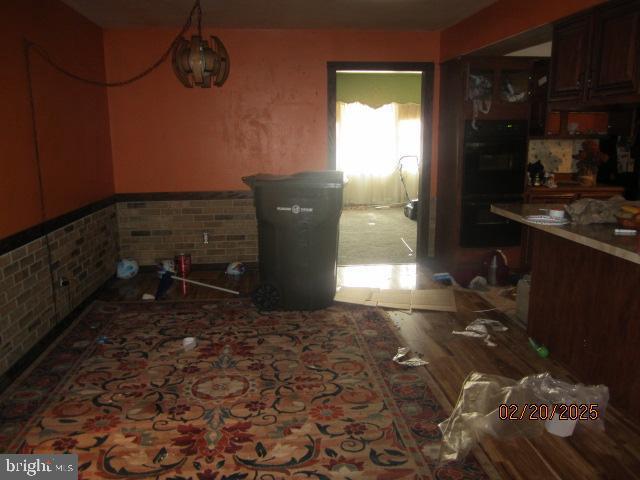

left=0, top=300, right=487, bottom=479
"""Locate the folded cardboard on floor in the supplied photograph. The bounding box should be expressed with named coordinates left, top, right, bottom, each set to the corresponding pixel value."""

left=335, top=286, right=456, bottom=312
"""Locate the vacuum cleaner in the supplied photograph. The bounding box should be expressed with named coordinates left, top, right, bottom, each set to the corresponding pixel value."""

left=398, top=155, right=419, bottom=221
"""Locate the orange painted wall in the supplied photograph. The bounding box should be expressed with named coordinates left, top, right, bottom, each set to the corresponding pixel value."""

left=104, top=29, right=440, bottom=193
left=0, top=0, right=608, bottom=240
left=0, top=0, right=113, bottom=239
left=440, top=0, right=606, bottom=60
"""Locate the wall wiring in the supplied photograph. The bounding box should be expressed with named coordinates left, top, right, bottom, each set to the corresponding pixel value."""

left=19, top=0, right=207, bottom=322
left=24, top=41, right=59, bottom=322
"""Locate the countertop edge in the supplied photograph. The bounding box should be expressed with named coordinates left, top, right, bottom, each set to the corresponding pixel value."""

left=491, top=205, right=640, bottom=265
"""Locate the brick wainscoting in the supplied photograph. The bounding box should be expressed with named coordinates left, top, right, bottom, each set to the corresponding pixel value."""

left=0, top=205, right=118, bottom=375
left=0, top=192, right=261, bottom=378
left=117, top=198, right=258, bottom=266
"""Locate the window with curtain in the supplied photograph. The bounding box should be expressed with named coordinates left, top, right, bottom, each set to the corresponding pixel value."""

left=336, top=101, right=421, bottom=206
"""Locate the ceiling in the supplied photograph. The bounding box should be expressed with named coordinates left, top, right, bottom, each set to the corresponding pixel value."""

left=60, top=0, right=497, bottom=31
left=505, top=42, right=552, bottom=57
left=470, top=24, right=553, bottom=57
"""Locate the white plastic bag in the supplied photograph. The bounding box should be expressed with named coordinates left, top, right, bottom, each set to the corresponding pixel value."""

left=438, top=372, right=609, bottom=463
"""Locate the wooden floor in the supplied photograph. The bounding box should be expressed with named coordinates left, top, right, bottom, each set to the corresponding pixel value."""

left=98, top=264, right=640, bottom=479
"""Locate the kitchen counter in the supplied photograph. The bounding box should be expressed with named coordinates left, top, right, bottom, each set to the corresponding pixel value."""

left=491, top=203, right=640, bottom=265
left=491, top=203, right=640, bottom=422
left=525, top=183, right=624, bottom=194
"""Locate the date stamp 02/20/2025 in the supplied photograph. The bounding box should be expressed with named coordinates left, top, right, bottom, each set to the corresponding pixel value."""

left=498, top=403, right=600, bottom=421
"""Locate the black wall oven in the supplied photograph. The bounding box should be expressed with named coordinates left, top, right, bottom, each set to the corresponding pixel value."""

left=460, top=120, right=527, bottom=248
left=460, top=196, right=522, bottom=247
left=463, top=120, right=528, bottom=196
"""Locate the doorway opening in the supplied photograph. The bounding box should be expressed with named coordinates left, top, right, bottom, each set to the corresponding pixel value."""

left=327, top=62, right=434, bottom=266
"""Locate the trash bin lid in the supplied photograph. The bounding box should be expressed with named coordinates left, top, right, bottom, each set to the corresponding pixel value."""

left=243, top=171, right=343, bottom=189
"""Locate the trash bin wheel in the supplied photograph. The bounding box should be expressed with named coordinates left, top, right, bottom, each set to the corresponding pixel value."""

left=252, top=284, right=281, bottom=311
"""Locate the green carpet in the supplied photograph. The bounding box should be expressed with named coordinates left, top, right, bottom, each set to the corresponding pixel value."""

left=339, top=206, right=417, bottom=265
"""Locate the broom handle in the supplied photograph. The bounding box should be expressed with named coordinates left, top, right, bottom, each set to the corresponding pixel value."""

left=170, top=275, right=240, bottom=295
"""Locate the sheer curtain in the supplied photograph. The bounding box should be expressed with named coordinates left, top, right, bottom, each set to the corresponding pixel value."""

left=336, top=101, right=421, bottom=206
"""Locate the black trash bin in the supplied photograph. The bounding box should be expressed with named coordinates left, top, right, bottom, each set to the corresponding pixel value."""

left=243, top=171, right=343, bottom=310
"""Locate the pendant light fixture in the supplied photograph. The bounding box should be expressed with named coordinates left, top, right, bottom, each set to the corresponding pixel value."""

left=172, top=0, right=230, bottom=88
left=25, top=0, right=228, bottom=90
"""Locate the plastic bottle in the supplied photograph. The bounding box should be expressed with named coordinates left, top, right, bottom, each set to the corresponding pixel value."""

left=528, top=338, right=550, bottom=358
left=487, top=255, right=498, bottom=286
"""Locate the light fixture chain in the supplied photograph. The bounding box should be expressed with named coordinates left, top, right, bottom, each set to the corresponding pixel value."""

left=197, top=0, right=203, bottom=37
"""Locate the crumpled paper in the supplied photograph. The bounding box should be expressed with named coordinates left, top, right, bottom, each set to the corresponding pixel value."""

left=393, top=347, right=428, bottom=367
left=183, top=337, right=197, bottom=351
left=452, top=318, right=508, bottom=347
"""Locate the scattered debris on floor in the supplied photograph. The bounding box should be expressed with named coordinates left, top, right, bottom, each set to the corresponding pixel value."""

left=183, top=337, right=197, bottom=351
left=334, top=287, right=457, bottom=312
left=400, top=237, right=414, bottom=256
left=475, top=284, right=520, bottom=325
left=157, top=258, right=175, bottom=277
left=155, top=272, right=174, bottom=299
left=154, top=271, right=240, bottom=300
left=452, top=318, right=508, bottom=347
left=432, top=272, right=454, bottom=286
left=116, top=258, right=139, bottom=279
left=171, top=274, right=240, bottom=295
left=225, top=261, right=246, bottom=276
left=468, top=275, right=489, bottom=291
left=529, top=337, right=550, bottom=358
left=438, top=372, right=610, bottom=463
left=477, top=318, right=507, bottom=331
left=483, top=336, right=497, bottom=347
left=393, top=347, right=428, bottom=367
left=433, top=270, right=519, bottom=321
left=500, top=286, right=518, bottom=300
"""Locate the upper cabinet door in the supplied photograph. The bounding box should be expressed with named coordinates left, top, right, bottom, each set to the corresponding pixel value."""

left=589, top=0, right=640, bottom=98
left=548, top=14, right=592, bottom=102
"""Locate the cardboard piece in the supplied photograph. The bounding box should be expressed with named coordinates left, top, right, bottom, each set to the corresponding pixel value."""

left=334, top=287, right=380, bottom=306
left=411, top=289, right=457, bottom=312
left=335, top=286, right=456, bottom=312
left=378, top=289, right=413, bottom=309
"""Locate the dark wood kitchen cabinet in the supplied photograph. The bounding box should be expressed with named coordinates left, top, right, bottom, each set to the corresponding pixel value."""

left=549, top=13, right=592, bottom=102
left=549, top=0, right=640, bottom=106
left=529, top=59, right=551, bottom=136
left=590, top=0, right=640, bottom=98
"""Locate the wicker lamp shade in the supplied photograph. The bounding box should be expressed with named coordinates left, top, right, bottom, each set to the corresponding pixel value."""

left=172, top=34, right=230, bottom=88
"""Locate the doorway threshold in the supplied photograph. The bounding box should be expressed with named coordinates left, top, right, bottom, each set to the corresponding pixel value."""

left=337, top=263, right=420, bottom=290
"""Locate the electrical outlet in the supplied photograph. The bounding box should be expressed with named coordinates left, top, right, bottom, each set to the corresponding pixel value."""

left=203, top=231, right=209, bottom=245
